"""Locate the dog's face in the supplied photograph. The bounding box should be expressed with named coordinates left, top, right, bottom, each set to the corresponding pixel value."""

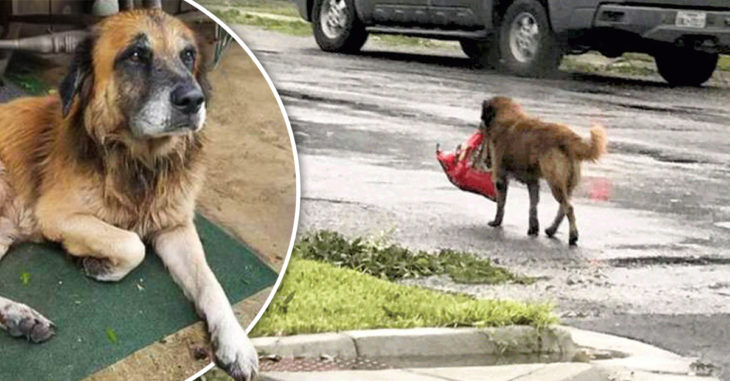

left=480, top=96, right=521, bottom=131
left=61, top=10, right=209, bottom=142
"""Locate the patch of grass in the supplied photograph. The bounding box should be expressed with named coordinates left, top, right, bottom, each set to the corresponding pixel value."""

left=370, top=34, right=458, bottom=50
left=624, top=52, right=730, bottom=72
left=561, top=55, right=656, bottom=77
left=209, top=2, right=458, bottom=48
left=295, top=230, right=533, bottom=285
left=212, top=8, right=312, bottom=36
left=251, top=259, right=555, bottom=336
left=622, top=52, right=654, bottom=63
left=718, top=55, right=730, bottom=72
left=202, top=0, right=300, bottom=17
left=563, top=52, right=730, bottom=77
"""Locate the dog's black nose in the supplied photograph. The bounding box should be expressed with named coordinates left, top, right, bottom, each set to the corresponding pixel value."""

left=170, top=85, right=204, bottom=115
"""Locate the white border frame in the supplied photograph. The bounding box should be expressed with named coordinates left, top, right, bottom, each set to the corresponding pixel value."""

left=179, top=1, right=301, bottom=379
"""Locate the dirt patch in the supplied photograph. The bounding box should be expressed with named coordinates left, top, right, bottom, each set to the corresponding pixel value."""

left=197, top=45, right=297, bottom=271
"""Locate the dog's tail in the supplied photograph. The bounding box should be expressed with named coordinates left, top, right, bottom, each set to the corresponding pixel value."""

left=573, top=124, right=607, bottom=162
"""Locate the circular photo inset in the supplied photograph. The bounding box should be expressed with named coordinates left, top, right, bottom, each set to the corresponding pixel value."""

left=0, top=1, right=298, bottom=380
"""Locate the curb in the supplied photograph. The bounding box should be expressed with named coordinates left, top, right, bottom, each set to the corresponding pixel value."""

left=254, top=325, right=576, bottom=361
left=252, top=326, right=719, bottom=380
left=565, top=327, right=716, bottom=377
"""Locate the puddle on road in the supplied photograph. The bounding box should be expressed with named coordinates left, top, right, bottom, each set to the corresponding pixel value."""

left=607, top=255, right=730, bottom=268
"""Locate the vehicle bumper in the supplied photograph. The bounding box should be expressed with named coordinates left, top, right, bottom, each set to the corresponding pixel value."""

left=594, top=4, right=730, bottom=53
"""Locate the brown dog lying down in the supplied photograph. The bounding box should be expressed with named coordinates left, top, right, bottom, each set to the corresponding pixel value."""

left=480, top=96, right=607, bottom=245
left=0, top=10, right=257, bottom=380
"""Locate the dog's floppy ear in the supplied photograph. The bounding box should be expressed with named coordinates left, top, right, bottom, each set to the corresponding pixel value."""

left=481, top=99, right=497, bottom=127
left=59, top=35, right=94, bottom=117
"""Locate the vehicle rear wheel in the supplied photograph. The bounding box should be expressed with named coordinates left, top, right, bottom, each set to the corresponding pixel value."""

left=312, top=0, right=368, bottom=53
left=460, top=38, right=500, bottom=69
left=498, top=0, right=562, bottom=77
left=654, top=48, right=718, bottom=86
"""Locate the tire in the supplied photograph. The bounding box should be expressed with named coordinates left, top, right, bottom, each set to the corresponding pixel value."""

left=312, top=0, right=368, bottom=53
left=497, top=0, right=562, bottom=77
left=654, top=48, right=718, bottom=86
left=460, top=38, right=500, bottom=69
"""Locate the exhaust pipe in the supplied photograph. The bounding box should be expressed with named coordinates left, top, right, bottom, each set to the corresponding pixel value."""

left=0, top=30, right=88, bottom=54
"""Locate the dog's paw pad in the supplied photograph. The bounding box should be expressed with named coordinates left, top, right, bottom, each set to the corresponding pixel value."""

left=488, top=220, right=501, bottom=227
left=82, top=257, right=112, bottom=279
left=527, top=227, right=539, bottom=236
left=2, top=305, right=56, bottom=343
left=545, top=228, right=557, bottom=238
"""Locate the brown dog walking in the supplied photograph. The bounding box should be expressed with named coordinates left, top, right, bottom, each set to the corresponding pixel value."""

left=480, top=96, right=607, bottom=245
left=0, top=10, right=257, bottom=380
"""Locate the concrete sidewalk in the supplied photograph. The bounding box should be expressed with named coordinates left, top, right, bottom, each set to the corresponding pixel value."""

left=261, top=363, right=713, bottom=381
left=253, top=326, right=720, bottom=381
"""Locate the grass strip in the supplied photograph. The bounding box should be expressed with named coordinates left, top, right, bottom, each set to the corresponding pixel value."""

left=295, top=230, right=533, bottom=285
left=212, top=8, right=312, bottom=36
left=251, top=258, right=555, bottom=336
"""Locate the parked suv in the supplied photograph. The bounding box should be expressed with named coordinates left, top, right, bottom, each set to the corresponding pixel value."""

left=292, top=0, right=730, bottom=86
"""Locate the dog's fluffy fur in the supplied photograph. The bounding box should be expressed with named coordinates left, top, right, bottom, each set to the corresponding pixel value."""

left=0, top=10, right=257, bottom=380
left=480, top=96, right=607, bottom=245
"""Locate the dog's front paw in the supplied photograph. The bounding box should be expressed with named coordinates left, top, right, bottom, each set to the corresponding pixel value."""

left=545, top=227, right=557, bottom=238
left=1, top=301, right=56, bottom=343
left=527, top=225, right=539, bottom=236
left=488, top=220, right=502, bottom=227
left=214, top=322, right=259, bottom=381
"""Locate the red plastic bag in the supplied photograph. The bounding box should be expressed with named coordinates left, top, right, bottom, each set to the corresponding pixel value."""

left=436, top=131, right=496, bottom=201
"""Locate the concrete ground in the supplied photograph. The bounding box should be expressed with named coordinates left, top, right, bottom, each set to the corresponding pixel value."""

left=229, top=25, right=730, bottom=380
left=260, top=364, right=607, bottom=381
left=261, top=364, right=715, bottom=381
left=252, top=325, right=720, bottom=381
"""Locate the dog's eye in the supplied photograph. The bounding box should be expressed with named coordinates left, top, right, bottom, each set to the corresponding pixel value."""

left=128, top=48, right=148, bottom=64
left=181, top=49, right=196, bottom=69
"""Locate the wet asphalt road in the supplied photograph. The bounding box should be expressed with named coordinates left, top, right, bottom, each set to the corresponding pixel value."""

left=231, top=26, right=730, bottom=379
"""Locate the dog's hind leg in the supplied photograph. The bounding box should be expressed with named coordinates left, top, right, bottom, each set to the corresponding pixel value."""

left=545, top=184, right=565, bottom=238
left=564, top=163, right=580, bottom=245
left=0, top=296, right=56, bottom=343
left=546, top=184, right=578, bottom=245
left=489, top=176, right=508, bottom=227
left=565, top=200, right=578, bottom=245
left=527, top=182, right=539, bottom=236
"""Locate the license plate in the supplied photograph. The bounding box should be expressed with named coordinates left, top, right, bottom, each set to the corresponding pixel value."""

left=675, top=11, right=707, bottom=28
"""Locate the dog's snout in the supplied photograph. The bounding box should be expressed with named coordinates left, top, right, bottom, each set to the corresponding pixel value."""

left=170, top=85, right=204, bottom=115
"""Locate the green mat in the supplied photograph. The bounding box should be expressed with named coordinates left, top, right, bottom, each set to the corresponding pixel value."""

left=0, top=215, right=278, bottom=381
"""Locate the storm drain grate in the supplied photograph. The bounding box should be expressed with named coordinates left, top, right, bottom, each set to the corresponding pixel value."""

left=260, top=356, right=393, bottom=372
